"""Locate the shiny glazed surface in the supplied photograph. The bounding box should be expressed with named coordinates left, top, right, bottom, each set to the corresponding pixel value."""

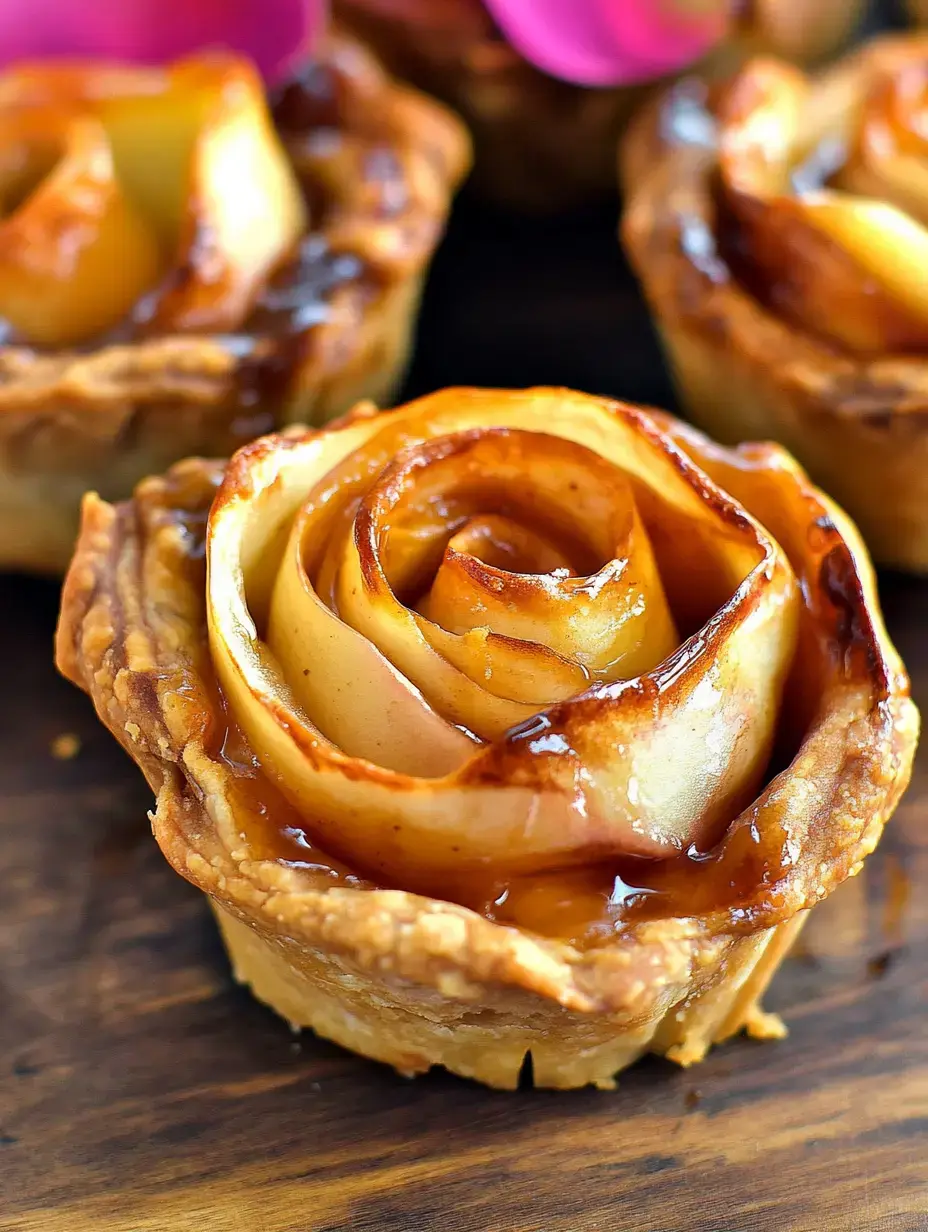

left=0, top=53, right=309, bottom=347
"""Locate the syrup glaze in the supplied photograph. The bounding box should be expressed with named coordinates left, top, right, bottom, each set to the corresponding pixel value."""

left=207, top=691, right=812, bottom=950
left=210, top=699, right=651, bottom=947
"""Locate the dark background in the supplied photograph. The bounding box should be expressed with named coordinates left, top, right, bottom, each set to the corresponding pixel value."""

left=403, top=193, right=674, bottom=410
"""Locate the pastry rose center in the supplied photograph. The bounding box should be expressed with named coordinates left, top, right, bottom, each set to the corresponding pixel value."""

left=308, top=428, right=678, bottom=739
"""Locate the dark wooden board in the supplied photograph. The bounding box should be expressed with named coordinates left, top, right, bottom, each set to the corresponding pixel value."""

left=2, top=193, right=928, bottom=1232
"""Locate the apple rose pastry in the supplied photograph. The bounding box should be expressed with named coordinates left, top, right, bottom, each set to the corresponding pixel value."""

left=333, top=0, right=863, bottom=212
left=56, top=387, right=917, bottom=1090
left=0, top=37, right=468, bottom=574
left=621, top=36, right=928, bottom=573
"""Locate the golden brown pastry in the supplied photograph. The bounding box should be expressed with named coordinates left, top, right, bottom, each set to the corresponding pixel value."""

left=56, top=387, right=918, bottom=1090
left=333, top=0, right=863, bottom=212
left=622, top=36, right=928, bottom=574
left=0, top=36, right=469, bottom=574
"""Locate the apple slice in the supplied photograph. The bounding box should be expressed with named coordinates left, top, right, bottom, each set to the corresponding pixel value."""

left=0, top=107, right=162, bottom=346
left=98, top=56, right=307, bottom=333
left=0, top=54, right=307, bottom=342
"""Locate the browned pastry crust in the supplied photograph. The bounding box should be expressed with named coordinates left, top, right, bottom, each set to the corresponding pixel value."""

left=56, top=389, right=917, bottom=1090
left=0, top=36, right=469, bottom=575
left=333, top=0, right=862, bottom=212
left=621, top=37, right=928, bottom=574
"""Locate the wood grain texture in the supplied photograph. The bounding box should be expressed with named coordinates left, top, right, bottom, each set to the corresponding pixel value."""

left=2, top=194, right=928, bottom=1232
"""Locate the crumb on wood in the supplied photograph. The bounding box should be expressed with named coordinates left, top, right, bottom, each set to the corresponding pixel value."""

left=867, top=949, right=899, bottom=979
left=50, top=733, right=81, bottom=761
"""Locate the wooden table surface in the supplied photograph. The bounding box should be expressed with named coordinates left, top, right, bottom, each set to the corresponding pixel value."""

left=2, top=193, right=928, bottom=1232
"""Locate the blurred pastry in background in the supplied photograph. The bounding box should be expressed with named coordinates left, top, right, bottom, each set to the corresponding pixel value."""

left=0, top=1, right=468, bottom=574
left=622, top=34, right=928, bottom=573
left=334, top=0, right=865, bottom=211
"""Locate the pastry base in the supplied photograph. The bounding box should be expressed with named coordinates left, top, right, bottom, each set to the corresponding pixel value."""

left=0, top=221, right=435, bottom=576
left=213, top=902, right=807, bottom=1090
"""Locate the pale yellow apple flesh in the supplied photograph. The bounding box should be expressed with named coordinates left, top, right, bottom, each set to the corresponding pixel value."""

left=0, top=109, right=161, bottom=345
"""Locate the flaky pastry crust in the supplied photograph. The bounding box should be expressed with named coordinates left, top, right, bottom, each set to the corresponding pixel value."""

left=0, top=36, right=469, bottom=574
left=56, top=388, right=917, bottom=1090
left=621, top=36, right=928, bottom=573
left=334, top=0, right=862, bottom=212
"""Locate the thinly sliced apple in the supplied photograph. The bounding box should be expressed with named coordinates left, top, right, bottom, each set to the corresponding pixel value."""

left=208, top=389, right=799, bottom=883
left=718, top=53, right=928, bottom=353
left=91, top=56, right=307, bottom=333
left=0, top=108, right=161, bottom=345
left=0, top=54, right=307, bottom=342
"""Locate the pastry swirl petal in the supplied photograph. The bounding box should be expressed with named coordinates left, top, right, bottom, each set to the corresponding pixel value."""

left=714, top=46, right=928, bottom=355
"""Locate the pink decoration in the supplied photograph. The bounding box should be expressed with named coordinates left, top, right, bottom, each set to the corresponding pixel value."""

left=0, top=0, right=323, bottom=81
left=342, top=0, right=729, bottom=85
left=483, top=0, right=729, bottom=85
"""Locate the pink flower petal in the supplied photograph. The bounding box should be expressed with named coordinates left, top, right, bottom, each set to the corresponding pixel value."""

left=482, top=0, right=729, bottom=85
left=0, top=0, right=324, bottom=81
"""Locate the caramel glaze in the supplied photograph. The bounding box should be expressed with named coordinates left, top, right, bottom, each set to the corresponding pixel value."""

left=0, top=60, right=377, bottom=426
left=210, top=706, right=667, bottom=951
left=205, top=634, right=813, bottom=952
